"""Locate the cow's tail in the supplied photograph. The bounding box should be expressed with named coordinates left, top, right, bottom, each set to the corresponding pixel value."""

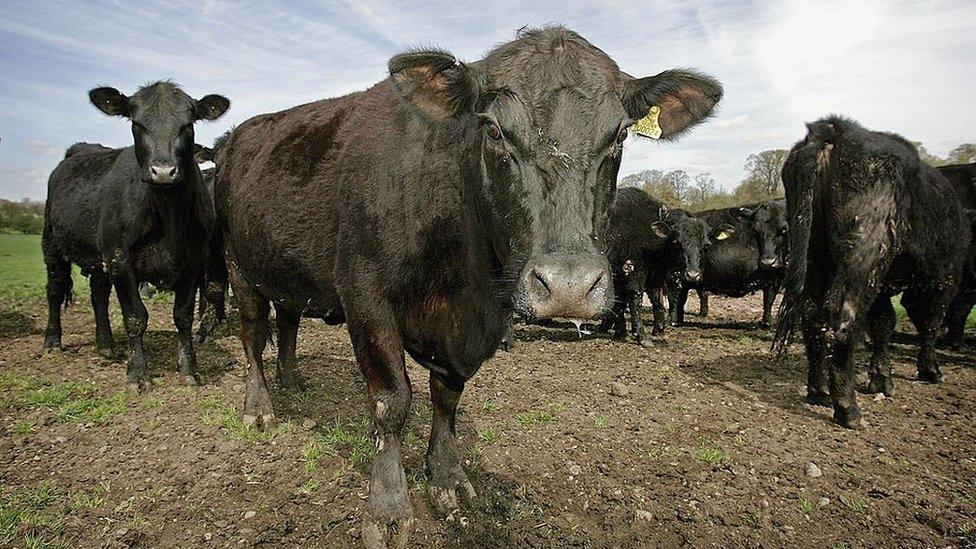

left=772, top=145, right=818, bottom=355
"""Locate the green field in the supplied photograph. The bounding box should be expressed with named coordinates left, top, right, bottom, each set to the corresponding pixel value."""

left=0, top=234, right=90, bottom=301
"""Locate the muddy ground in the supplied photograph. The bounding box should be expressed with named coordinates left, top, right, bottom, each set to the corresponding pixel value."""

left=1, top=292, right=975, bottom=548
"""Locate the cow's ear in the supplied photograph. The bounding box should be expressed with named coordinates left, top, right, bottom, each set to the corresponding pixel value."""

left=712, top=224, right=736, bottom=241
left=622, top=70, right=722, bottom=140
left=651, top=220, right=672, bottom=239
left=89, top=87, right=130, bottom=117
left=194, top=94, right=230, bottom=121
left=389, top=50, right=482, bottom=121
left=194, top=144, right=214, bottom=163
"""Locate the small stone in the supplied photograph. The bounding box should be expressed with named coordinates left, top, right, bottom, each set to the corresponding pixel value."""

left=243, top=511, right=256, bottom=519
left=204, top=533, right=213, bottom=542
left=817, top=497, right=830, bottom=507
left=635, top=509, right=654, bottom=522
left=873, top=393, right=885, bottom=402
left=568, top=464, right=582, bottom=476
left=805, top=462, right=822, bottom=478
left=55, top=436, right=67, bottom=444
left=610, top=383, right=630, bottom=397
left=301, top=419, right=317, bottom=430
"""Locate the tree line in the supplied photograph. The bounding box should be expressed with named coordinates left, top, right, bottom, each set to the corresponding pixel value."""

left=0, top=198, right=44, bottom=235
left=620, top=142, right=976, bottom=211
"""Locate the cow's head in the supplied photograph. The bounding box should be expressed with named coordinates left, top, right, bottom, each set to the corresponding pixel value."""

left=738, top=202, right=787, bottom=270
left=89, top=82, right=229, bottom=186
left=389, top=27, right=721, bottom=320
left=657, top=213, right=733, bottom=283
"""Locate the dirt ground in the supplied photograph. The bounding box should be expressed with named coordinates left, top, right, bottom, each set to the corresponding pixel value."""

left=1, top=291, right=975, bottom=548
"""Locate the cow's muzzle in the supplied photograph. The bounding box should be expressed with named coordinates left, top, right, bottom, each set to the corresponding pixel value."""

left=517, top=253, right=612, bottom=320
left=759, top=257, right=780, bottom=269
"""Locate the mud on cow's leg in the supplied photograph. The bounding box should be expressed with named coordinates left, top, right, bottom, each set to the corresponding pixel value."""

left=865, top=297, right=895, bottom=396
left=113, top=274, right=152, bottom=394
left=229, top=260, right=275, bottom=430
left=426, top=372, right=476, bottom=515
left=346, top=302, right=414, bottom=549
left=173, top=278, right=201, bottom=387
left=273, top=304, right=307, bottom=390
left=801, top=298, right=830, bottom=407
left=90, top=271, right=116, bottom=358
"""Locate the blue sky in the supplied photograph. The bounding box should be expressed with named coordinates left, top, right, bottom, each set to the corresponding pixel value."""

left=1, top=0, right=974, bottom=200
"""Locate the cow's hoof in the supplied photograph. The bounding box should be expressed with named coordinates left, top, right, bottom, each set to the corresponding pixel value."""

left=865, top=376, right=893, bottom=397
left=242, top=412, right=275, bottom=431
left=97, top=346, right=117, bottom=359
left=363, top=516, right=414, bottom=549
left=805, top=392, right=831, bottom=407
left=41, top=338, right=63, bottom=355
left=500, top=338, right=515, bottom=352
left=181, top=374, right=200, bottom=387
left=636, top=338, right=653, bottom=348
left=193, top=331, right=209, bottom=345
left=428, top=479, right=476, bottom=516
left=833, top=407, right=862, bottom=429
left=126, top=378, right=153, bottom=395
left=277, top=370, right=308, bottom=392
left=917, top=369, right=942, bottom=383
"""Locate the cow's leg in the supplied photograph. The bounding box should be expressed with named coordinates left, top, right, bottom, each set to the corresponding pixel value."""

left=599, top=288, right=628, bottom=340
left=902, top=290, right=947, bottom=383
left=196, top=231, right=228, bottom=344
left=42, top=252, right=72, bottom=352
left=649, top=286, right=667, bottom=334
left=229, top=264, right=274, bottom=430
left=90, top=271, right=115, bottom=358
left=699, top=290, right=709, bottom=317
left=865, top=297, right=895, bottom=396
left=666, top=283, right=680, bottom=325
left=801, top=298, right=830, bottom=406
left=945, top=296, right=973, bottom=350
left=823, top=286, right=870, bottom=429
left=346, top=304, right=414, bottom=549
left=426, top=372, right=476, bottom=515
left=674, top=288, right=689, bottom=325
left=173, top=277, right=200, bottom=386
left=273, top=304, right=307, bottom=390
left=113, top=275, right=152, bottom=394
left=626, top=272, right=649, bottom=346
left=762, top=286, right=776, bottom=327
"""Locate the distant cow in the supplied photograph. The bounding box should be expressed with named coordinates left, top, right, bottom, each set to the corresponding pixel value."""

left=774, top=117, right=970, bottom=429
left=668, top=200, right=787, bottom=327
left=936, top=163, right=976, bottom=348
left=600, top=187, right=720, bottom=345
left=43, top=81, right=229, bottom=393
left=216, top=27, right=721, bottom=545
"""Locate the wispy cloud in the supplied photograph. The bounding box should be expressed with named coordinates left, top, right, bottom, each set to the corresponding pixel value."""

left=0, top=0, right=974, bottom=200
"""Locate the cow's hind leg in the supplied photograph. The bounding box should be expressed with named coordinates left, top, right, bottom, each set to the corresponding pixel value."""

left=344, top=296, right=413, bottom=548
left=42, top=254, right=72, bottom=353
left=801, top=298, right=830, bottom=407
left=865, top=297, right=895, bottom=396
left=902, top=290, right=948, bottom=383
left=90, top=271, right=115, bottom=358
left=229, top=264, right=274, bottom=430
left=113, top=275, right=152, bottom=394
left=173, top=277, right=201, bottom=386
left=426, top=372, right=476, bottom=516
left=699, top=290, right=709, bottom=317
left=196, top=232, right=228, bottom=344
left=649, top=286, right=667, bottom=334
left=762, top=286, right=776, bottom=327
left=945, top=296, right=973, bottom=350
left=273, top=304, right=307, bottom=391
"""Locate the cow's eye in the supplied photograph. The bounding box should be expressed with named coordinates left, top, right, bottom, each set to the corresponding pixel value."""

left=180, top=124, right=192, bottom=133
left=616, top=127, right=628, bottom=145
left=487, top=123, right=502, bottom=141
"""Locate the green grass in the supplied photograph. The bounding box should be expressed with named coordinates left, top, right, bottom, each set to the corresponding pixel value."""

left=13, top=381, right=127, bottom=426
left=0, top=481, right=75, bottom=548
left=0, top=234, right=89, bottom=301
left=300, top=417, right=375, bottom=471
left=477, top=426, right=500, bottom=444
left=797, top=493, right=815, bottom=514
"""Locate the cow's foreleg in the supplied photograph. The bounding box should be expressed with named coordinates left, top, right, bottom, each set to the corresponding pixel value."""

left=699, top=290, right=709, bottom=317
left=42, top=252, right=71, bottom=353
left=347, top=306, right=414, bottom=549
left=113, top=274, right=152, bottom=394
left=761, top=286, right=776, bottom=328
left=902, top=290, right=947, bottom=383
left=173, top=277, right=200, bottom=386
left=426, top=372, right=476, bottom=516
left=865, top=297, right=895, bottom=396
left=273, top=304, right=307, bottom=390
left=649, top=286, right=667, bottom=334
left=944, top=295, right=973, bottom=350
left=90, top=271, right=115, bottom=358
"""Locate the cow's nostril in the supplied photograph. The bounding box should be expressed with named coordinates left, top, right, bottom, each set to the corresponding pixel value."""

left=532, top=269, right=551, bottom=294
left=168, top=167, right=178, bottom=177
left=150, top=167, right=159, bottom=176
left=587, top=271, right=605, bottom=295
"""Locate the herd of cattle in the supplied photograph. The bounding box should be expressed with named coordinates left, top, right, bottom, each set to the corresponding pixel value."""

left=34, top=27, right=976, bottom=547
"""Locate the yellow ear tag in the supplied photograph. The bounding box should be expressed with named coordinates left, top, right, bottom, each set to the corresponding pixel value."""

left=632, top=105, right=662, bottom=139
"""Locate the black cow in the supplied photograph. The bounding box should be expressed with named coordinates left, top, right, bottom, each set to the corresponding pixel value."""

left=216, top=27, right=721, bottom=546
left=190, top=143, right=229, bottom=343
left=773, top=116, right=970, bottom=429
left=668, top=200, right=787, bottom=326
left=42, top=81, right=229, bottom=393
left=600, top=188, right=720, bottom=345
left=936, top=163, right=976, bottom=348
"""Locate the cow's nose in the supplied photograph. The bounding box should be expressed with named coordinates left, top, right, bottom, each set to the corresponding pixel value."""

left=685, top=270, right=702, bottom=283
left=519, top=254, right=612, bottom=319
left=760, top=257, right=778, bottom=268
left=149, top=165, right=178, bottom=184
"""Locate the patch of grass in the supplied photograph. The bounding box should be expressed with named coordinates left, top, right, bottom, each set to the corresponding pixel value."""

left=146, top=418, right=161, bottom=431
left=56, top=393, right=126, bottom=424
left=294, top=480, right=318, bottom=496
left=741, top=511, right=761, bottom=528
left=797, top=493, right=815, bottom=514
left=301, top=417, right=375, bottom=470
left=594, top=416, right=610, bottom=429
left=514, top=403, right=564, bottom=427
left=70, top=491, right=106, bottom=510
left=840, top=495, right=867, bottom=512
left=199, top=395, right=270, bottom=443
left=0, top=480, right=74, bottom=548
left=477, top=426, right=500, bottom=444
left=0, top=234, right=90, bottom=301
left=694, top=439, right=732, bottom=468
left=143, top=486, right=170, bottom=505
left=26, top=385, right=76, bottom=409
left=482, top=400, right=498, bottom=414
left=12, top=418, right=38, bottom=436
